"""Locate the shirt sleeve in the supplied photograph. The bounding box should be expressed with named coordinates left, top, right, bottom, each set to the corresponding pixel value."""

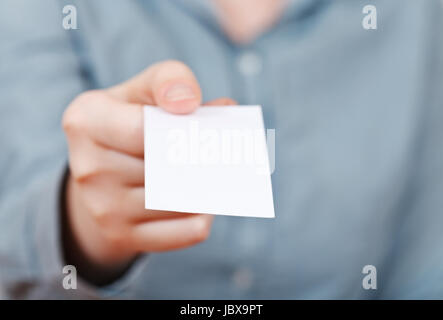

left=0, top=0, right=149, bottom=299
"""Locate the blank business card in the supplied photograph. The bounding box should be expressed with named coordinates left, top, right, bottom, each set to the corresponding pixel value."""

left=144, top=105, right=275, bottom=218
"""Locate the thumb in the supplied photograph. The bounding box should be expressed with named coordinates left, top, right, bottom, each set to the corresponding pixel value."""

left=108, top=60, right=202, bottom=114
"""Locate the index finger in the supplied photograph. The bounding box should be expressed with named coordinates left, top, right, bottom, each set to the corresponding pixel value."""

left=73, top=92, right=145, bottom=157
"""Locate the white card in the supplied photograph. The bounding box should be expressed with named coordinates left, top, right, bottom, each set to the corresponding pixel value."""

left=144, top=105, right=275, bottom=218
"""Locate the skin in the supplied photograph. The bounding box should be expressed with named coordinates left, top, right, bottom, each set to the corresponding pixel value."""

left=63, top=1, right=284, bottom=283
left=215, top=0, right=287, bottom=44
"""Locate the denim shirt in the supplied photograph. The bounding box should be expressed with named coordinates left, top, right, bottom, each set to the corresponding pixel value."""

left=0, top=0, right=442, bottom=299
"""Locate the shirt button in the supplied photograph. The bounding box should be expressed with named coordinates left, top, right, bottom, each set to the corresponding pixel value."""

left=232, top=267, right=254, bottom=290
left=237, top=51, right=263, bottom=77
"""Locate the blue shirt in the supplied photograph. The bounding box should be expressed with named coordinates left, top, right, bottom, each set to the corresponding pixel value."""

left=0, top=0, right=442, bottom=299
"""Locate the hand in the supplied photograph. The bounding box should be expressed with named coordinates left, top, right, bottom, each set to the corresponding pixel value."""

left=62, top=60, right=236, bottom=283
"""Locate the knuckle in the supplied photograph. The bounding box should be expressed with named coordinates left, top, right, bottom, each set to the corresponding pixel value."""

left=76, top=90, right=106, bottom=106
left=62, top=90, right=104, bottom=133
left=62, top=91, right=99, bottom=133
left=71, top=162, right=101, bottom=183
left=160, top=59, right=191, bottom=73
left=70, top=156, right=102, bottom=183
left=62, top=103, right=84, bottom=134
left=151, top=60, right=195, bottom=83
left=90, top=200, right=115, bottom=227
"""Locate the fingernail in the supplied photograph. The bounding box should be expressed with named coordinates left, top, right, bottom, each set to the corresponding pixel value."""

left=164, top=83, right=196, bottom=102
